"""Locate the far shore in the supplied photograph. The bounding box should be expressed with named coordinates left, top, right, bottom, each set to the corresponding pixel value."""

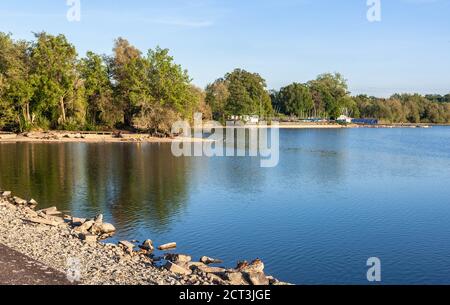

left=0, top=123, right=443, bottom=143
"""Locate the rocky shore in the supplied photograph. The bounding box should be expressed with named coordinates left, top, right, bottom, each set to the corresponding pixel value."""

left=0, top=189, right=288, bottom=285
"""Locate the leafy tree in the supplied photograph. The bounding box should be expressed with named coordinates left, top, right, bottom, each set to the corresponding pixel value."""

left=146, top=46, right=197, bottom=119
left=0, top=33, right=33, bottom=131
left=79, top=51, right=117, bottom=128
left=108, top=37, right=143, bottom=127
left=307, top=73, right=349, bottom=118
left=205, top=69, right=272, bottom=121
left=205, top=79, right=230, bottom=122
left=275, top=83, right=313, bottom=118
left=225, top=69, right=273, bottom=118
left=30, top=32, right=85, bottom=129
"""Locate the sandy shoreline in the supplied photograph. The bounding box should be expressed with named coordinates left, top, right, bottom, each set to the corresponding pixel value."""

left=0, top=123, right=439, bottom=143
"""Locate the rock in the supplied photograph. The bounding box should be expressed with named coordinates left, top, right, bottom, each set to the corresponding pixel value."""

left=94, top=214, right=103, bottom=224
left=187, top=262, right=205, bottom=269
left=97, top=222, right=116, bottom=234
left=90, top=222, right=116, bottom=236
left=119, top=240, right=135, bottom=252
left=28, top=198, right=38, bottom=206
left=13, top=196, right=28, bottom=205
left=247, top=272, right=269, bottom=286
left=158, top=242, right=177, bottom=250
left=1, top=191, right=11, bottom=197
left=166, top=254, right=191, bottom=263
left=75, top=220, right=95, bottom=233
left=24, top=217, right=59, bottom=227
left=165, top=261, right=192, bottom=275
left=80, top=233, right=97, bottom=243
left=193, top=264, right=226, bottom=274
left=237, top=259, right=265, bottom=273
left=200, top=256, right=223, bottom=265
left=37, top=207, right=58, bottom=215
left=140, top=239, right=154, bottom=251
left=71, top=217, right=86, bottom=226
left=224, top=271, right=249, bottom=285
left=23, top=208, right=38, bottom=217
left=207, top=273, right=226, bottom=284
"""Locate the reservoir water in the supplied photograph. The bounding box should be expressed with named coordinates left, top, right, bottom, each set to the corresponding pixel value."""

left=1, top=127, right=450, bottom=284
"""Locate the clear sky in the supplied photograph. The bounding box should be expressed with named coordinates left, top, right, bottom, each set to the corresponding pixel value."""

left=0, top=0, right=449, bottom=97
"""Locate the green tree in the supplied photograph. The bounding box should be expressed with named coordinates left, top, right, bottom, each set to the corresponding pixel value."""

left=0, top=33, right=34, bottom=131
left=30, top=32, right=85, bottom=129
left=108, top=37, right=143, bottom=127
left=276, top=83, right=314, bottom=118
left=80, top=51, right=117, bottom=128
left=146, top=46, right=197, bottom=119
left=206, top=69, right=272, bottom=120
left=308, top=73, right=349, bottom=118
left=205, top=79, right=230, bottom=122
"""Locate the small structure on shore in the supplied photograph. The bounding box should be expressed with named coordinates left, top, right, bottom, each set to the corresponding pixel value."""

left=336, top=115, right=352, bottom=123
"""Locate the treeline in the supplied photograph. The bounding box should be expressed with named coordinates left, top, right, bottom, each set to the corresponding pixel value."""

left=0, top=32, right=210, bottom=133
left=1, top=32, right=449, bottom=133
left=271, top=73, right=450, bottom=124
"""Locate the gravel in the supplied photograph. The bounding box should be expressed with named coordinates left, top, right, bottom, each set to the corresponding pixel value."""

left=0, top=194, right=288, bottom=285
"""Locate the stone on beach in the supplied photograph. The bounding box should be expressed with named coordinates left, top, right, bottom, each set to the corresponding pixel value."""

left=71, top=217, right=86, bottom=226
left=1, top=191, right=12, bottom=198
left=165, top=261, right=192, bottom=275
left=140, top=239, right=154, bottom=251
left=24, top=217, right=59, bottom=227
left=13, top=196, right=28, bottom=205
left=37, top=207, right=58, bottom=215
left=80, top=233, right=97, bottom=243
left=236, top=259, right=265, bottom=273
left=94, top=214, right=103, bottom=224
left=96, top=223, right=116, bottom=234
left=74, top=220, right=95, bottom=233
left=166, top=254, right=191, bottom=263
left=200, top=256, right=223, bottom=265
left=119, top=240, right=135, bottom=252
left=223, top=271, right=248, bottom=285
left=192, top=264, right=226, bottom=274
left=247, top=272, right=269, bottom=286
left=28, top=199, right=38, bottom=205
left=158, top=242, right=177, bottom=250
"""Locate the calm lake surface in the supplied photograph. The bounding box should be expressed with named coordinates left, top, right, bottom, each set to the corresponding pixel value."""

left=1, top=127, right=450, bottom=284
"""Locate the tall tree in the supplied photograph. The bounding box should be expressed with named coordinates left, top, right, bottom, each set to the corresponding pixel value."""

left=307, top=73, right=349, bottom=118
left=109, top=37, right=143, bottom=127
left=30, top=32, right=85, bottom=129
left=276, top=83, right=314, bottom=118
left=205, top=79, right=230, bottom=122
left=80, top=51, right=117, bottom=128
left=0, top=33, right=33, bottom=131
left=146, top=46, right=197, bottom=119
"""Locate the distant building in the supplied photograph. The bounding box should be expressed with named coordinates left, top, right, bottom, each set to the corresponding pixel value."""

left=230, top=115, right=260, bottom=124
left=336, top=115, right=352, bottom=123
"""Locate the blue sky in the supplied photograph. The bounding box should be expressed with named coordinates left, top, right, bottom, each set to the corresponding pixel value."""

left=0, top=0, right=449, bottom=96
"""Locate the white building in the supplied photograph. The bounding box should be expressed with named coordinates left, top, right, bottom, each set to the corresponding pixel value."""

left=336, top=115, right=352, bottom=123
